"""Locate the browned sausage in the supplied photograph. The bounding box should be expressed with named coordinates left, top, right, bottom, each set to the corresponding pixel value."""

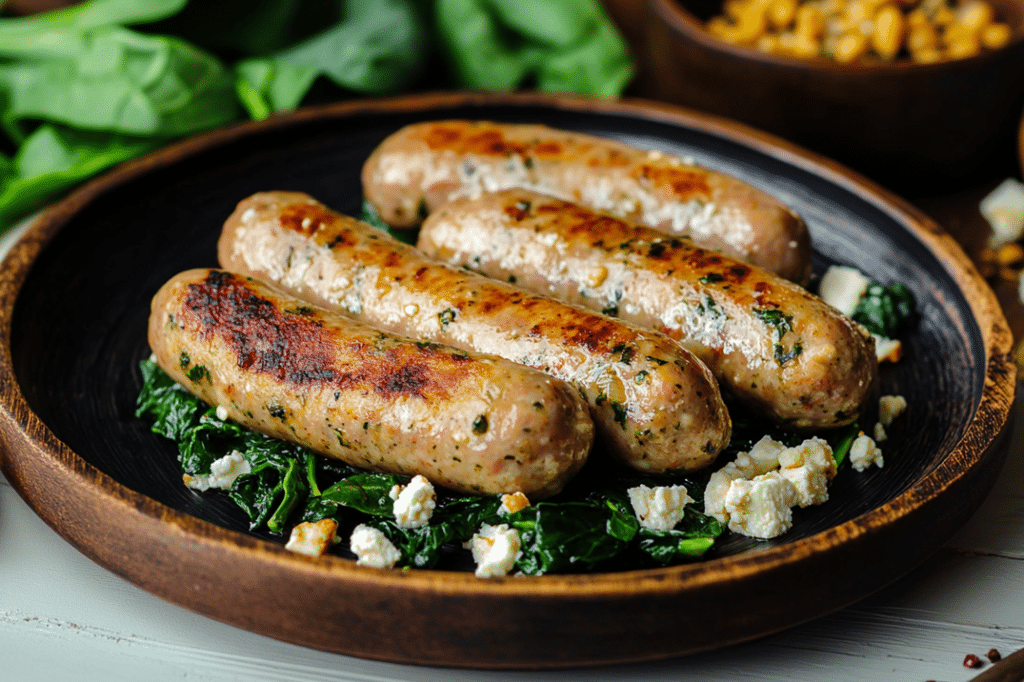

left=148, top=268, right=594, bottom=498
left=218, top=192, right=731, bottom=474
left=362, top=119, right=813, bottom=284
left=417, top=189, right=878, bottom=430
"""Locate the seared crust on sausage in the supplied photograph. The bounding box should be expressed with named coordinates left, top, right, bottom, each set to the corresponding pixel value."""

left=362, top=119, right=812, bottom=284
left=418, top=189, right=878, bottom=430
left=218, top=192, right=731, bottom=474
left=148, top=268, right=594, bottom=498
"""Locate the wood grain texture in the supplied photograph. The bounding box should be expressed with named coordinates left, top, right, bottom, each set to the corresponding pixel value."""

left=638, top=0, right=1024, bottom=193
left=0, top=92, right=1015, bottom=668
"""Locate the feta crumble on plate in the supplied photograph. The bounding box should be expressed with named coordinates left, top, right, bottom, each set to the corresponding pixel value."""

left=849, top=434, right=884, bottom=472
left=389, top=474, right=436, bottom=529
left=183, top=450, right=250, bottom=491
left=285, top=519, right=340, bottom=557
left=467, top=523, right=522, bottom=578
left=350, top=524, right=402, bottom=569
left=627, top=484, right=694, bottom=531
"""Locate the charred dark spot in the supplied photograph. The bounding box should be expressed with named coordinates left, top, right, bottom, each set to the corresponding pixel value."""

left=278, top=202, right=339, bottom=236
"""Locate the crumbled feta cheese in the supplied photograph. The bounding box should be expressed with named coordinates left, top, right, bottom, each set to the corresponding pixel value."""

left=389, top=475, right=436, bottom=529
left=777, top=437, right=836, bottom=507
left=873, top=422, right=888, bottom=442
left=183, top=450, right=250, bottom=491
left=627, top=484, right=694, bottom=531
left=704, top=463, right=743, bottom=524
left=819, top=265, right=872, bottom=316
left=467, top=524, right=521, bottom=578
left=724, top=472, right=798, bottom=539
left=849, top=434, right=884, bottom=472
left=349, top=524, right=402, bottom=568
left=500, top=491, right=530, bottom=514
left=873, top=334, right=903, bottom=363
left=215, top=405, right=229, bottom=421
left=734, top=435, right=786, bottom=478
left=981, top=178, right=1024, bottom=247
left=878, top=394, right=907, bottom=427
left=285, top=519, right=340, bottom=557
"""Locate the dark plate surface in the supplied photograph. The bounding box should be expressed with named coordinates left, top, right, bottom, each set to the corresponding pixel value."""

left=0, top=92, right=1014, bottom=668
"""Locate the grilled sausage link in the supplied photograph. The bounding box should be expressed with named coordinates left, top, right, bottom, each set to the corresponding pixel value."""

left=362, top=119, right=812, bottom=284
left=218, top=192, right=731, bottom=474
left=148, top=268, right=594, bottom=498
left=418, top=189, right=878, bottom=430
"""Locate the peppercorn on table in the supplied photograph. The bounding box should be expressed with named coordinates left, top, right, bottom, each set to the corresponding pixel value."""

left=2, top=175, right=1024, bottom=681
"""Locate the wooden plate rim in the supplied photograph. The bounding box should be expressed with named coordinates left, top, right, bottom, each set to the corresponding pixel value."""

left=0, top=90, right=1015, bottom=649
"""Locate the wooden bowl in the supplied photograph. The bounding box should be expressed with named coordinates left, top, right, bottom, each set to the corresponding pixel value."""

left=640, top=0, right=1024, bottom=192
left=0, top=92, right=1015, bottom=668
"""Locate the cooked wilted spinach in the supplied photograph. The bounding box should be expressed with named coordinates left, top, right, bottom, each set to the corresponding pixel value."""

left=136, top=358, right=862, bottom=574
left=851, top=282, right=916, bottom=339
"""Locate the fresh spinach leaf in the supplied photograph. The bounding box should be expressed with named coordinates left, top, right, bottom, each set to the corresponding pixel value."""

left=319, top=471, right=407, bottom=517
left=507, top=501, right=632, bottom=575
left=851, top=282, right=915, bottom=339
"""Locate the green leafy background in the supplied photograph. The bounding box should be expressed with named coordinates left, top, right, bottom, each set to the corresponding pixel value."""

left=0, top=0, right=634, bottom=233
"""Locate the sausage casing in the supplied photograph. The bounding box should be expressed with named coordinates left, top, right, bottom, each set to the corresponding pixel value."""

left=417, top=189, right=878, bottom=430
left=217, top=192, right=731, bottom=474
left=362, top=119, right=812, bottom=284
left=148, top=268, right=594, bottom=498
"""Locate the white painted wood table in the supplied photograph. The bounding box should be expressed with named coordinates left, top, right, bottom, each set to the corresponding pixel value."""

left=1, top=219, right=1022, bottom=682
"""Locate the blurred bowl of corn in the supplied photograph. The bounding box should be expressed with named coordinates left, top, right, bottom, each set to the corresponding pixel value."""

left=639, top=0, right=1024, bottom=191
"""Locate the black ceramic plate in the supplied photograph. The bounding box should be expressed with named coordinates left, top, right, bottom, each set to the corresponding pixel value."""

left=0, top=92, right=1013, bottom=668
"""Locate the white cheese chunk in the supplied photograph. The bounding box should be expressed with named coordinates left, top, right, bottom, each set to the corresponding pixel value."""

left=349, top=524, right=402, bottom=568
left=500, top=492, right=530, bottom=514
left=873, top=334, right=903, bottom=363
left=285, top=519, right=340, bottom=557
left=215, top=405, right=229, bottom=421
left=468, top=524, right=522, bottom=578
left=183, top=450, right=250, bottom=491
left=627, top=484, right=694, bottom=531
left=704, top=463, right=743, bottom=525
left=819, top=265, right=871, bottom=316
left=723, top=472, right=798, bottom=539
left=849, top=434, right=884, bottom=472
left=878, top=394, right=908, bottom=427
left=778, top=437, right=836, bottom=508
left=389, top=475, right=436, bottom=529
left=981, top=178, right=1024, bottom=247
left=734, top=435, right=786, bottom=478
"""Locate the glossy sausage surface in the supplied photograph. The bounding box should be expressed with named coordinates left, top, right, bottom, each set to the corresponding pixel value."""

left=148, top=268, right=594, bottom=498
left=418, top=189, right=878, bottom=430
left=362, top=119, right=813, bottom=284
left=218, top=192, right=731, bottom=474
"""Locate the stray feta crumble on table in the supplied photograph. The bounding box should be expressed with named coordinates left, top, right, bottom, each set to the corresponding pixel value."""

left=627, top=484, right=694, bottom=531
left=285, top=519, right=340, bottom=557
left=389, top=474, right=436, bottom=529
left=467, top=524, right=522, bottom=578
left=980, top=177, right=1024, bottom=247
left=350, top=524, right=402, bottom=568
left=849, top=434, right=884, bottom=472
left=183, top=450, right=250, bottom=491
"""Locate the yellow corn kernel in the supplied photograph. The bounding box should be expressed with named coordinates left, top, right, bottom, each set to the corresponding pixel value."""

left=911, top=46, right=943, bottom=62
left=945, top=34, right=981, bottom=59
left=907, top=22, right=939, bottom=51
left=708, top=16, right=734, bottom=39
left=791, top=32, right=823, bottom=57
left=756, top=33, right=783, bottom=53
left=932, top=5, right=955, bottom=26
left=795, top=4, right=827, bottom=38
left=833, top=31, right=869, bottom=61
left=728, top=4, right=771, bottom=44
left=906, top=8, right=929, bottom=29
left=980, top=22, right=1011, bottom=49
left=723, top=0, right=747, bottom=20
left=768, top=0, right=799, bottom=29
left=956, top=0, right=995, bottom=34
left=872, top=4, right=905, bottom=58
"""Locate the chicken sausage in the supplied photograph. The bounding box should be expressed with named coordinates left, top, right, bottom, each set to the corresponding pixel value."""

left=417, top=189, right=878, bottom=430
left=218, top=192, right=731, bottom=474
left=148, top=268, right=594, bottom=498
left=362, top=119, right=812, bottom=284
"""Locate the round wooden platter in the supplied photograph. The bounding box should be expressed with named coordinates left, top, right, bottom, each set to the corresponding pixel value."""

left=0, top=92, right=1015, bottom=669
